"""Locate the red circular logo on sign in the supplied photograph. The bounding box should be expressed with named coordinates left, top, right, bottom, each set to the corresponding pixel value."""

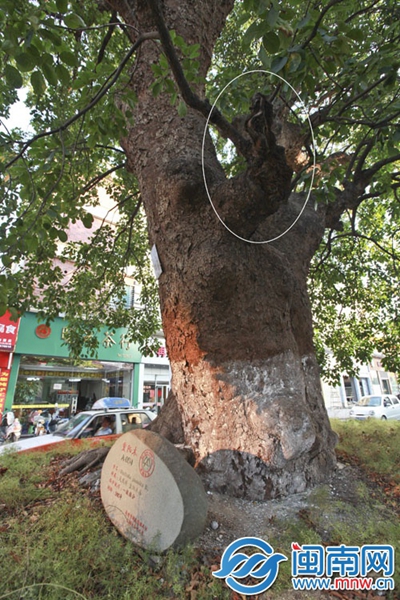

left=139, top=449, right=155, bottom=478
left=35, top=324, right=51, bottom=339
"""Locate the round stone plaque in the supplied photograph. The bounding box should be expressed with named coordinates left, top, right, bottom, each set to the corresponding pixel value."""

left=100, top=429, right=208, bottom=552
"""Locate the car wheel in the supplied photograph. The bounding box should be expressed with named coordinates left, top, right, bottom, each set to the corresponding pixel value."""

left=381, top=415, right=387, bottom=420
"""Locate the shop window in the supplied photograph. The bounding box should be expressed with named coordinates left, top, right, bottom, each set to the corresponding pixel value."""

left=343, top=376, right=355, bottom=403
left=360, top=377, right=371, bottom=397
left=124, top=285, right=135, bottom=308
left=16, top=356, right=133, bottom=412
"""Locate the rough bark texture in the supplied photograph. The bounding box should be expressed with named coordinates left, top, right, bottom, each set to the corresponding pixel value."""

left=113, top=0, right=337, bottom=499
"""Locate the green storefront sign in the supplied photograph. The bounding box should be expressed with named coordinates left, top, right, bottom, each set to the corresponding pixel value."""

left=5, top=313, right=143, bottom=411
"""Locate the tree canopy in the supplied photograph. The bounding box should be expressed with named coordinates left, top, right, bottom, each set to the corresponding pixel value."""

left=0, top=0, right=399, bottom=378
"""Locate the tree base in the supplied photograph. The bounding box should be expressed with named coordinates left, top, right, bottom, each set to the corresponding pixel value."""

left=196, top=445, right=336, bottom=500
left=150, top=352, right=337, bottom=501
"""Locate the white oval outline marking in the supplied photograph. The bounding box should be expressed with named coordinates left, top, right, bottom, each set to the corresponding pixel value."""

left=201, top=69, right=316, bottom=244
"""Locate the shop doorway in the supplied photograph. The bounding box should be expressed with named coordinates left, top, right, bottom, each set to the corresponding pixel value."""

left=13, top=356, right=134, bottom=416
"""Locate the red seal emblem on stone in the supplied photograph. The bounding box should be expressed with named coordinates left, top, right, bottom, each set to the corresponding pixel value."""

left=35, top=324, right=51, bottom=339
left=139, top=449, right=155, bottom=478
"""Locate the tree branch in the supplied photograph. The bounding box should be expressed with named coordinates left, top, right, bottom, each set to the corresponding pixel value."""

left=2, top=32, right=158, bottom=171
left=146, top=0, right=252, bottom=159
left=354, top=139, right=375, bottom=181
left=97, top=11, right=118, bottom=65
left=323, top=126, right=400, bottom=229
left=362, top=152, right=400, bottom=181
left=337, top=74, right=390, bottom=117
left=331, top=231, right=399, bottom=261
left=324, top=109, right=400, bottom=128
left=345, top=0, right=382, bottom=22
left=78, top=162, right=126, bottom=197
left=301, top=0, right=346, bottom=49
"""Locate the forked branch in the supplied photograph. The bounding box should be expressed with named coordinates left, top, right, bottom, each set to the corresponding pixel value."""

left=146, top=0, right=252, bottom=160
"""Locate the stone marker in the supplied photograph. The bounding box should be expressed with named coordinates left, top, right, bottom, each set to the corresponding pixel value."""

left=100, top=429, right=208, bottom=552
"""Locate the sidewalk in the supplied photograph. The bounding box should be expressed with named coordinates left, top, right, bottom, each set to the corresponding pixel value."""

left=327, top=407, right=351, bottom=420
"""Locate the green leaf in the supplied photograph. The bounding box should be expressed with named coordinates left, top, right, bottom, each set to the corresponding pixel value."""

left=266, top=6, right=279, bottom=28
left=24, top=29, right=35, bottom=48
left=258, top=45, right=271, bottom=69
left=81, top=213, right=94, bottom=229
left=152, top=81, right=162, bottom=97
left=8, top=307, right=19, bottom=322
left=4, top=64, right=23, bottom=88
left=151, top=63, right=163, bottom=77
left=64, top=13, right=86, bottom=29
left=15, top=52, right=37, bottom=72
left=42, top=62, right=58, bottom=86
left=31, top=70, right=46, bottom=95
left=188, top=44, right=200, bottom=58
left=164, top=78, right=175, bottom=94
left=262, top=32, right=280, bottom=54
left=288, top=52, right=302, bottom=73
left=297, top=14, right=311, bottom=29
left=243, top=21, right=266, bottom=45
left=55, top=63, right=70, bottom=86
left=60, top=51, right=78, bottom=67
left=58, top=230, right=68, bottom=242
left=39, top=29, right=63, bottom=47
left=56, top=0, right=69, bottom=11
left=71, top=70, right=93, bottom=90
left=159, top=53, right=169, bottom=70
left=86, top=135, right=96, bottom=149
left=49, top=227, right=59, bottom=239
left=347, top=28, right=364, bottom=42
left=177, top=100, right=187, bottom=117
left=271, top=55, right=288, bottom=73
left=2, top=39, right=16, bottom=54
left=1, top=255, right=12, bottom=268
left=98, top=118, right=108, bottom=135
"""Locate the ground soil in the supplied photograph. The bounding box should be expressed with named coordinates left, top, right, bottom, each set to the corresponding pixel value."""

left=54, top=449, right=397, bottom=600
left=192, top=457, right=397, bottom=600
left=195, top=462, right=366, bottom=553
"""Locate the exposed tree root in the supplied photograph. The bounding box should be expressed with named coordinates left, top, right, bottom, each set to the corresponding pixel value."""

left=60, top=447, right=110, bottom=476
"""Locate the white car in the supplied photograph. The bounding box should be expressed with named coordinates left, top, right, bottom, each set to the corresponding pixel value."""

left=0, top=398, right=156, bottom=454
left=349, top=394, right=400, bottom=421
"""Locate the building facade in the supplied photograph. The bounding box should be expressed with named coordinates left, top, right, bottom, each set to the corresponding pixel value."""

left=3, top=312, right=170, bottom=415
left=322, top=353, right=399, bottom=409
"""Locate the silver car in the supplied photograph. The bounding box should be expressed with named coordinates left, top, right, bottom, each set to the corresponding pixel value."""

left=0, top=398, right=155, bottom=454
left=349, top=395, right=400, bottom=420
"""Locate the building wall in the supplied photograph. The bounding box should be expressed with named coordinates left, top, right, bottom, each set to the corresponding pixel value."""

left=4, top=313, right=172, bottom=415
left=5, top=312, right=143, bottom=413
left=322, top=353, right=399, bottom=409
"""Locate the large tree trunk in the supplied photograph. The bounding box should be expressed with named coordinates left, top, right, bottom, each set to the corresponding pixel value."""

left=115, top=0, right=337, bottom=499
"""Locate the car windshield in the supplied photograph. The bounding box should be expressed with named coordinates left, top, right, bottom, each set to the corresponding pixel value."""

left=54, top=413, right=92, bottom=438
left=357, top=396, right=382, bottom=407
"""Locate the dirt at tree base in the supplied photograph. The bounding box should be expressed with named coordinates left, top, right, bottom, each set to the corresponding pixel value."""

left=192, top=461, right=396, bottom=600
left=195, top=462, right=365, bottom=553
left=50, top=450, right=397, bottom=600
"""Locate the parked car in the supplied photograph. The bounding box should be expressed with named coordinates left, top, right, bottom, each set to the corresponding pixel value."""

left=0, top=398, right=155, bottom=454
left=349, top=394, right=400, bottom=420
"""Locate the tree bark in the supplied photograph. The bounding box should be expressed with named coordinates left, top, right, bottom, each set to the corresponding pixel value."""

left=116, top=0, right=337, bottom=499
